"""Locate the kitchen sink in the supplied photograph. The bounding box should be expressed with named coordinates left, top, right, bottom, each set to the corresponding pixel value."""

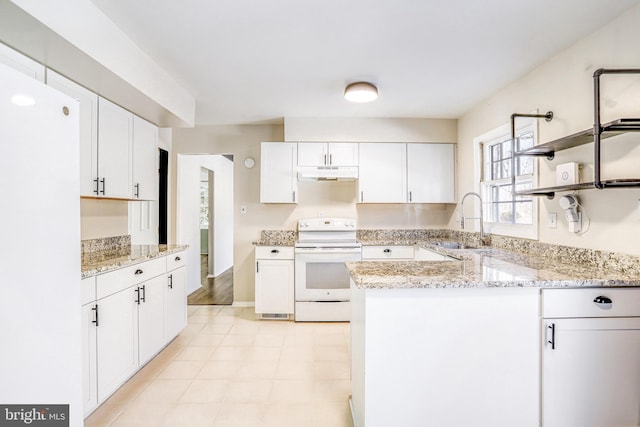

left=432, top=241, right=477, bottom=250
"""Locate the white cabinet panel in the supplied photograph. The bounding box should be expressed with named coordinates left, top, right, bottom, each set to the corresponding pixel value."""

left=260, top=142, right=298, bottom=203
left=297, top=142, right=358, bottom=167
left=98, top=97, right=133, bottom=199
left=96, top=285, right=139, bottom=402
left=0, top=42, right=45, bottom=81
left=255, top=247, right=294, bottom=315
left=165, top=266, right=187, bottom=341
left=138, top=276, right=165, bottom=364
left=542, top=317, right=640, bottom=427
left=81, top=302, right=98, bottom=416
left=407, top=143, right=455, bottom=203
left=132, top=115, right=158, bottom=200
left=358, top=143, right=407, bottom=203
left=46, top=70, right=99, bottom=197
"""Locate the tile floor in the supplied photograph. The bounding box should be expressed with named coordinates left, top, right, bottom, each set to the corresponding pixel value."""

left=85, top=306, right=354, bottom=427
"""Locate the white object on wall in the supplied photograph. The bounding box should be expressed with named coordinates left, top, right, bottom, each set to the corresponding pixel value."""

left=556, top=162, right=581, bottom=186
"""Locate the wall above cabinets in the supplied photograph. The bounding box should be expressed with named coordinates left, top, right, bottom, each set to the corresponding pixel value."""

left=260, top=141, right=456, bottom=204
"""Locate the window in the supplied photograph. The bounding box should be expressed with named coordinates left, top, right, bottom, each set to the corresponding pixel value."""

left=474, top=120, right=539, bottom=239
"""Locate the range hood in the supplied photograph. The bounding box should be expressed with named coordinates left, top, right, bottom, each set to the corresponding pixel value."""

left=297, top=166, right=359, bottom=181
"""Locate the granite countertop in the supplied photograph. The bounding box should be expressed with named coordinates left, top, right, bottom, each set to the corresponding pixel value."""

left=81, top=244, right=187, bottom=278
left=347, top=240, right=640, bottom=289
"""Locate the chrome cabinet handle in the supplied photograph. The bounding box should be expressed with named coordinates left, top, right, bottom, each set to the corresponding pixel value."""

left=134, top=183, right=140, bottom=198
left=547, top=323, right=555, bottom=349
left=100, top=178, right=105, bottom=195
left=383, top=248, right=392, bottom=253
left=93, top=177, right=100, bottom=195
left=594, top=295, right=612, bottom=304
left=271, top=249, right=280, bottom=254
left=168, top=274, right=173, bottom=289
left=175, top=256, right=181, bottom=261
left=134, top=269, right=143, bottom=275
left=140, top=285, right=146, bottom=303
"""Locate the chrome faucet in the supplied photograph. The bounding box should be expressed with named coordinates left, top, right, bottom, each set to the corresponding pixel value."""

left=460, top=192, right=485, bottom=240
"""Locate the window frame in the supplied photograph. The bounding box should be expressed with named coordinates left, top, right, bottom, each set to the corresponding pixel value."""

left=472, top=118, right=539, bottom=240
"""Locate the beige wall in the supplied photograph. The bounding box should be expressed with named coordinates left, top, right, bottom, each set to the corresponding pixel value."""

left=81, top=198, right=128, bottom=239
left=172, top=119, right=458, bottom=304
left=456, top=3, right=640, bottom=255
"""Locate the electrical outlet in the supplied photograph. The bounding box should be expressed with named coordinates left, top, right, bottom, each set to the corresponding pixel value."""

left=240, top=205, right=247, bottom=215
left=548, top=213, right=557, bottom=229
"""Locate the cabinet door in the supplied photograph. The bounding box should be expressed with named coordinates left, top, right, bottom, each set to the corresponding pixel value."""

left=328, top=142, right=358, bottom=166
left=297, top=142, right=326, bottom=166
left=407, top=143, right=455, bottom=203
left=132, top=116, right=158, bottom=200
left=81, top=302, right=98, bottom=416
left=96, top=285, right=139, bottom=402
left=164, top=266, right=187, bottom=341
left=543, top=318, right=640, bottom=427
left=97, top=97, right=132, bottom=199
left=0, top=42, right=45, bottom=81
left=358, top=143, right=407, bottom=203
left=260, top=142, right=298, bottom=203
left=46, top=70, right=99, bottom=197
left=138, top=276, right=165, bottom=365
left=255, top=259, right=294, bottom=314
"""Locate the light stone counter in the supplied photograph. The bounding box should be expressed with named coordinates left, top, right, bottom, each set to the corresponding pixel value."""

left=347, top=244, right=640, bottom=289
left=81, top=244, right=188, bottom=278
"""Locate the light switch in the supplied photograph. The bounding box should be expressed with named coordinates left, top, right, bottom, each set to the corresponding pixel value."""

left=548, top=212, right=557, bottom=229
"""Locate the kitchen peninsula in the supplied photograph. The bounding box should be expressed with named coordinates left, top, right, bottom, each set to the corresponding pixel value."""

left=347, top=240, right=640, bottom=427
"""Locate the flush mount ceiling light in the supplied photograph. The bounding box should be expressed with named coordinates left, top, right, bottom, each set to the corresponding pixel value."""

left=344, top=82, right=378, bottom=103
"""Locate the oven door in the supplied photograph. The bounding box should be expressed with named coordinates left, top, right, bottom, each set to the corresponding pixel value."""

left=294, top=247, right=361, bottom=301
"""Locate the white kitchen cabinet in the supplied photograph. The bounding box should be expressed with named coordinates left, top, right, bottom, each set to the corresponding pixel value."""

left=165, top=252, right=187, bottom=341
left=260, top=142, right=298, bottom=203
left=132, top=115, right=158, bottom=200
left=297, top=142, right=358, bottom=167
left=81, top=276, right=97, bottom=417
left=255, top=246, right=295, bottom=316
left=0, top=42, right=45, bottom=81
left=362, top=245, right=414, bottom=260
left=46, top=70, right=99, bottom=197
left=358, top=142, right=407, bottom=203
left=407, top=143, right=455, bottom=203
left=98, top=97, right=133, bottom=199
left=137, top=276, right=165, bottom=365
left=542, top=288, right=640, bottom=427
left=96, top=284, right=139, bottom=402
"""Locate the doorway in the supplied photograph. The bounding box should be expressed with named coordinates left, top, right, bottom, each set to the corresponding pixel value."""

left=178, top=155, right=234, bottom=305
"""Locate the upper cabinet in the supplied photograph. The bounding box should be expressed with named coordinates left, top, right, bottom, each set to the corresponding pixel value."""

left=358, top=143, right=407, bottom=203
left=132, top=116, right=158, bottom=200
left=297, top=142, right=358, bottom=167
left=98, top=97, right=133, bottom=199
left=260, top=142, right=298, bottom=203
left=0, top=43, right=45, bottom=82
left=407, top=143, right=455, bottom=203
left=46, top=70, right=99, bottom=197
left=46, top=68, right=157, bottom=200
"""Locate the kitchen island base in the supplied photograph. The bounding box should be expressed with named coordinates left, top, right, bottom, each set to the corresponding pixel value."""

left=350, top=285, right=540, bottom=427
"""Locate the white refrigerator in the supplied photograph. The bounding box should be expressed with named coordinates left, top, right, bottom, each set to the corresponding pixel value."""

left=0, top=63, right=82, bottom=426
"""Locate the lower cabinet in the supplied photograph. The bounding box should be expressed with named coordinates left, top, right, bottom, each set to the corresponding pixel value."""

left=165, top=266, right=187, bottom=341
left=83, top=250, right=187, bottom=416
left=96, top=284, right=140, bottom=402
left=542, top=288, right=640, bottom=427
left=255, top=246, right=295, bottom=316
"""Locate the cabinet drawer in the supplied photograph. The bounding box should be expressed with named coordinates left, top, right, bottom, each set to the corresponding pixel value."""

left=542, top=288, right=640, bottom=318
left=81, top=276, right=96, bottom=305
left=96, top=257, right=166, bottom=299
left=167, top=251, right=186, bottom=271
left=362, top=245, right=415, bottom=260
left=255, top=246, right=294, bottom=260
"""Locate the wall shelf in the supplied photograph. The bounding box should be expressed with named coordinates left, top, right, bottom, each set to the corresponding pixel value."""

left=516, top=118, right=640, bottom=160
left=512, top=68, right=640, bottom=199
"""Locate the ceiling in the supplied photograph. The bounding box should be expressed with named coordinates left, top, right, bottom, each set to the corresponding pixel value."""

left=90, top=0, right=639, bottom=126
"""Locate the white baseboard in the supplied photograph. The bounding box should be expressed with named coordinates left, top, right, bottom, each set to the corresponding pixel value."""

left=231, top=301, right=255, bottom=308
